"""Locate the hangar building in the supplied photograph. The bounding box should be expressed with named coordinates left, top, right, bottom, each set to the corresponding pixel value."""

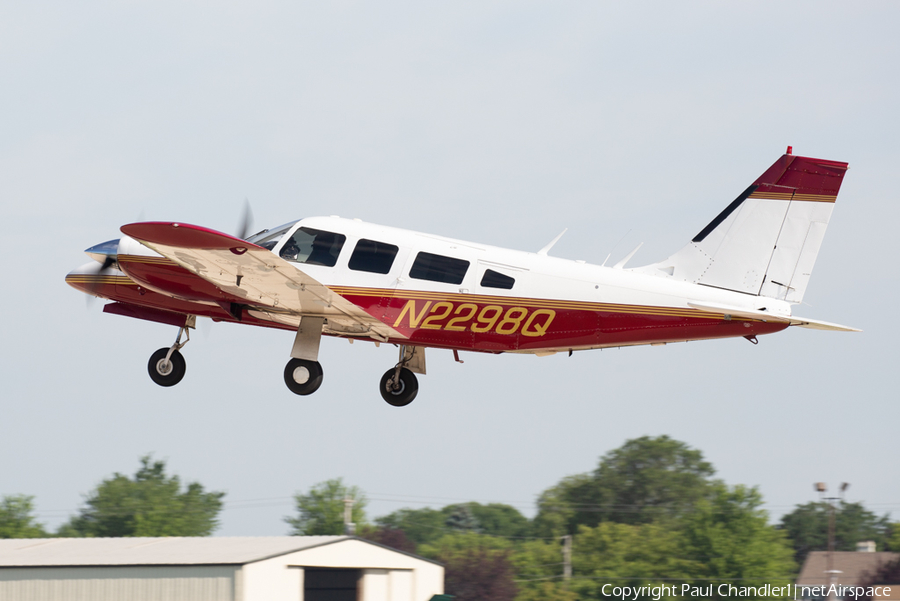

left=0, top=535, right=444, bottom=601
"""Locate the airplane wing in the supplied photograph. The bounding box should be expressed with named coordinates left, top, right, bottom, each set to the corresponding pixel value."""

left=120, top=221, right=401, bottom=340
left=687, top=301, right=859, bottom=332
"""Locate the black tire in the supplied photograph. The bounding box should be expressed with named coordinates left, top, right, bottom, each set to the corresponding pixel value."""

left=283, top=358, right=324, bottom=395
left=148, top=347, right=186, bottom=387
left=379, top=367, right=418, bottom=407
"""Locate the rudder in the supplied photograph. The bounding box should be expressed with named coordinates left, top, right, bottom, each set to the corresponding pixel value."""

left=638, top=149, right=848, bottom=303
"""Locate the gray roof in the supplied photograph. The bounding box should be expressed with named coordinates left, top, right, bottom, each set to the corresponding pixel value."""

left=797, top=551, right=900, bottom=585
left=0, top=536, right=351, bottom=567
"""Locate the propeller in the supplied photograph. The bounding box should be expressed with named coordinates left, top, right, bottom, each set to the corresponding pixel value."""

left=236, top=199, right=254, bottom=240
left=83, top=239, right=120, bottom=307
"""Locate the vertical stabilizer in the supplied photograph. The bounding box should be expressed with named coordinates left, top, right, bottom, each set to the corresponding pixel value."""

left=636, top=150, right=848, bottom=303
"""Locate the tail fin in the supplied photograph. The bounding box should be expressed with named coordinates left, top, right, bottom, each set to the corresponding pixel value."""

left=638, top=149, right=849, bottom=303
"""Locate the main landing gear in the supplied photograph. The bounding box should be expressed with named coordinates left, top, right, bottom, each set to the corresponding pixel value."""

left=380, top=366, right=418, bottom=407
left=148, top=325, right=190, bottom=387
left=283, top=358, right=323, bottom=395
left=379, top=345, right=423, bottom=407
left=279, top=322, right=425, bottom=406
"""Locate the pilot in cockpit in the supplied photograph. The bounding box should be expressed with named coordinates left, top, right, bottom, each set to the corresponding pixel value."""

left=280, top=239, right=300, bottom=261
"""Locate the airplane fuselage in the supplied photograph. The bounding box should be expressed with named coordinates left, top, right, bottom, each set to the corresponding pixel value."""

left=72, top=215, right=790, bottom=356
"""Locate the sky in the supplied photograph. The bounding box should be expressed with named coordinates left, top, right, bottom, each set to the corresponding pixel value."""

left=1, top=1, right=898, bottom=537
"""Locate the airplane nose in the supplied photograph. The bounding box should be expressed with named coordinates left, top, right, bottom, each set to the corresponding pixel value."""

left=85, top=239, right=120, bottom=265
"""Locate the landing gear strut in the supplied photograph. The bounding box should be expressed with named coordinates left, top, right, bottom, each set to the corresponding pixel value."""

left=379, top=345, right=421, bottom=407
left=148, top=326, right=190, bottom=387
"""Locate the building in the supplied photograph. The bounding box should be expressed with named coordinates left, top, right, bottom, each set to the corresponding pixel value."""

left=796, top=546, right=899, bottom=601
left=0, top=535, right=444, bottom=601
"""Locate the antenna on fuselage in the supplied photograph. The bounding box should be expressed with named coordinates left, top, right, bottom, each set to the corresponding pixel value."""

left=537, top=228, right=567, bottom=256
left=613, top=243, right=643, bottom=269
left=602, top=229, right=633, bottom=266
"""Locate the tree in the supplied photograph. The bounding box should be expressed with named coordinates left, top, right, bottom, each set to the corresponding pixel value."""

left=534, top=436, right=717, bottom=534
left=359, top=526, right=417, bottom=553
left=590, top=435, right=716, bottom=525
left=533, top=474, right=594, bottom=537
left=679, top=485, right=795, bottom=599
left=444, top=503, right=482, bottom=533
left=887, top=523, right=900, bottom=552
left=443, top=503, right=531, bottom=539
left=376, top=503, right=532, bottom=546
left=0, top=495, right=47, bottom=539
left=779, top=501, right=890, bottom=564
left=570, top=521, right=691, bottom=600
left=376, top=507, right=446, bottom=546
left=419, top=533, right=518, bottom=601
left=58, top=456, right=224, bottom=537
left=857, top=556, right=900, bottom=601
left=511, top=538, right=578, bottom=601
left=285, top=478, right=366, bottom=535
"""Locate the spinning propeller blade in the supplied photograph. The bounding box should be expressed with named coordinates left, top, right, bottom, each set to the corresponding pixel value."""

left=236, top=200, right=254, bottom=240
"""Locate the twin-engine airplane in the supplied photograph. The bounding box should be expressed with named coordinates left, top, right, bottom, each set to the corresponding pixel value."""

left=67, top=148, right=857, bottom=406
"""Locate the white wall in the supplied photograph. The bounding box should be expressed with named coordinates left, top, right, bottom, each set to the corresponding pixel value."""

left=0, top=566, right=237, bottom=601
left=244, top=540, right=443, bottom=601
left=361, top=569, right=390, bottom=601
left=241, top=557, right=302, bottom=601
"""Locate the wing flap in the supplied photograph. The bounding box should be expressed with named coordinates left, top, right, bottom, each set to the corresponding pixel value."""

left=121, top=222, right=401, bottom=340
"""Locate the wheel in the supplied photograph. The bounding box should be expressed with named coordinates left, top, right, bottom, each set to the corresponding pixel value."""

left=379, top=367, right=418, bottom=407
left=283, top=358, right=324, bottom=395
left=148, top=348, right=186, bottom=387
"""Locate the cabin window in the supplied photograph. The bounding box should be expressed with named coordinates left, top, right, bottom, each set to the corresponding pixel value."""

left=480, top=269, right=515, bottom=290
left=409, top=252, right=469, bottom=285
left=280, top=227, right=346, bottom=267
left=348, top=239, right=399, bottom=274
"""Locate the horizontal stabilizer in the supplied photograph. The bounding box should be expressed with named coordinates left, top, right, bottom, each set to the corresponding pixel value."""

left=787, top=316, right=860, bottom=332
left=687, top=301, right=792, bottom=323
left=687, top=301, right=859, bottom=331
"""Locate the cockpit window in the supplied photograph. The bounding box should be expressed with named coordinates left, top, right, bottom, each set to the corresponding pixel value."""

left=246, top=221, right=298, bottom=250
left=349, top=239, right=399, bottom=274
left=280, top=227, right=346, bottom=267
left=480, top=269, right=515, bottom=290
left=409, top=252, right=469, bottom=285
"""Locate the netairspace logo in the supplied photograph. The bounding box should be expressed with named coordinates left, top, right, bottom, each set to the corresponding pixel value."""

left=598, top=584, right=894, bottom=600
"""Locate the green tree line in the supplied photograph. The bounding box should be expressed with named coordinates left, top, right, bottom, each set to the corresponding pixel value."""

left=3, top=439, right=898, bottom=601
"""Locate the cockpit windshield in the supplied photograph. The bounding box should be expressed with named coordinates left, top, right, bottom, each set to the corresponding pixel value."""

left=246, top=221, right=299, bottom=250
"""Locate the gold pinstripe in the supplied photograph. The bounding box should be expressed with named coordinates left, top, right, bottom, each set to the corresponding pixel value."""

left=328, top=286, right=739, bottom=321
left=65, top=275, right=138, bottom=286
left=117, top=255, right=178, bottom=265
left=749, top=191, right=837, bottom=203
left=65, top=279, right=747, bottom=322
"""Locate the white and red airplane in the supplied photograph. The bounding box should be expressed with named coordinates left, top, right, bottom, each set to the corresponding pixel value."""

left=67, top=148, right=856, bottom=406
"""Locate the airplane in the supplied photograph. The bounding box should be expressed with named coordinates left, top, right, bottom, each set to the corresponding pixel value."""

left=66, top=147, right=857, bottom=406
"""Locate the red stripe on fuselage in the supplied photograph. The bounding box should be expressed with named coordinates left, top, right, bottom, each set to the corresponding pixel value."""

left=69, top=269, right=788, bottom=351
left=336, top=291, right=788, bottom=352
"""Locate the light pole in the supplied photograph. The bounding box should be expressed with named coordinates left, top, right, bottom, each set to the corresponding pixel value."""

left=815, top=482, right=849, bottom=601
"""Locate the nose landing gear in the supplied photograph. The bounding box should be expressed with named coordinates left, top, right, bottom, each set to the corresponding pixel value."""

left=148, top=325, right=191, bottom=387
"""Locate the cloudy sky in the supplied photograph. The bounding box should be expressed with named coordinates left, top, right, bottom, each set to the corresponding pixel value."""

left=2, top=2, right=897, bottom=536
